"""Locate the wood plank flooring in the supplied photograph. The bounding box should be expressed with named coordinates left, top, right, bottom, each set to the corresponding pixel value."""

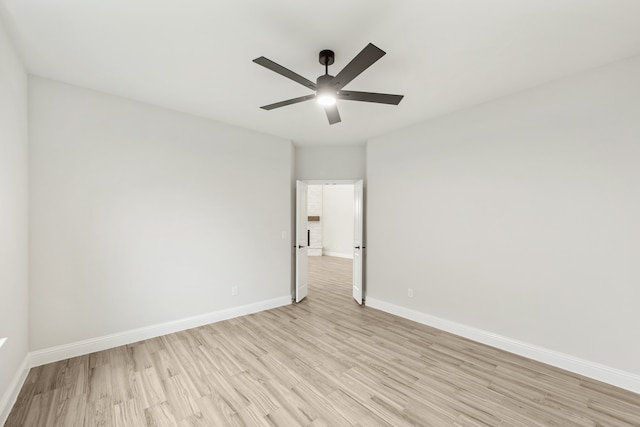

left=5, top=255, right=640, bottom=426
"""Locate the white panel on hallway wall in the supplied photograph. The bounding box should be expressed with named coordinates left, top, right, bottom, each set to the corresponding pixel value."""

left=367, top=54, right=640, bottom=388
left=307, top=185, right=323, bottom=256
left=28, top=77, right=293, bottom=352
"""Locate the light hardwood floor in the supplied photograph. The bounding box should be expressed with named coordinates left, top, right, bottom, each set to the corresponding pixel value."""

left=5, top=256, right=640, bottom=426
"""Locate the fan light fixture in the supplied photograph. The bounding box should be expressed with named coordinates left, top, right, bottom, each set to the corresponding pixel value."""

left=317, top=90, right=336, bottom=106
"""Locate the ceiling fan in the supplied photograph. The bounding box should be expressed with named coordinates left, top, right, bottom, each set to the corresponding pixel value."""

left=253, top=43, right=404, bottom=125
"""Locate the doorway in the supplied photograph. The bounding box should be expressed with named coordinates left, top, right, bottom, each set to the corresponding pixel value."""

left=294, top=180, right=364, bottom=305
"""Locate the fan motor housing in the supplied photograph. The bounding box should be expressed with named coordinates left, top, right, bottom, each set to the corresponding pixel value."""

left=316, top=74, right=334, bottom=87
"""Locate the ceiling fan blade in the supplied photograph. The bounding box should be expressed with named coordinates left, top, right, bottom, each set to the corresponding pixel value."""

left=338, top=90, right=404, bottom=105
left=260, top=94, right=316, bottom=110
left=330, top=43, right=386, bottom=90
left=253, top=57, right=317, bottom=90
left=324, top=104, right=341, bottom=125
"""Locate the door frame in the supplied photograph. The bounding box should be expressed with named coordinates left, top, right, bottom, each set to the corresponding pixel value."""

left=292, top=179, right=366, bottom=303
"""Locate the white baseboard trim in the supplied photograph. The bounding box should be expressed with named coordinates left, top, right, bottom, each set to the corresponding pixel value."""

left=324, top=251, right=353, bottom=259
left=366, top=297, right=640, bottom=395
left=29, top=296, right=291, bottom=368
left=0, top=355, right=30, bottom=426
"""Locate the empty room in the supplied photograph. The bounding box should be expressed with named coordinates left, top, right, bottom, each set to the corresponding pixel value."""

left=1, top=1, right=640, bottom=426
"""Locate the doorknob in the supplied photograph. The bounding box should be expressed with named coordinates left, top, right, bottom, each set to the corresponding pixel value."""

left=298, top=245, right=305, bottom=249
left=354, top=246, right=360, bottom=249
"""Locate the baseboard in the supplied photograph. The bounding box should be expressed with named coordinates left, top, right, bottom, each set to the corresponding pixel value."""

left=366, top=297, right=640, bottom=395
left=29, top=296, right=291, bottom=367
left=323, top=251, right=353, bottom=259
left=0, top=355, right=30, bottom=426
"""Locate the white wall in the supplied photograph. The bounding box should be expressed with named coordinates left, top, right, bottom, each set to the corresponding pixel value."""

left=29, top=77, right=293, bottom=351
left=367, top=55, right=640, bottom=378
left=295, top=145, right=365, bottom=180
left=0, top=16, right=29, bottom=422
left=322, top=185, right=354, bottom=258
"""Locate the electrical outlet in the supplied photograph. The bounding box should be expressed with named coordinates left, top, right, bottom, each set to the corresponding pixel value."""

left=231, top=286, right=239, bottom=296
left=408, top=288, right=414, bottom=298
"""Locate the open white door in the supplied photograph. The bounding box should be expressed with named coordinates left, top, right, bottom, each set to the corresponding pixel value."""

left=353, top=180, right=364, bottom=304
left=295, top=181, right=309, bottom=302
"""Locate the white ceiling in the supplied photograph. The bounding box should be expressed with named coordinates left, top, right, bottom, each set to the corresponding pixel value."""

left=2, top=0, right=640, bottom=146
